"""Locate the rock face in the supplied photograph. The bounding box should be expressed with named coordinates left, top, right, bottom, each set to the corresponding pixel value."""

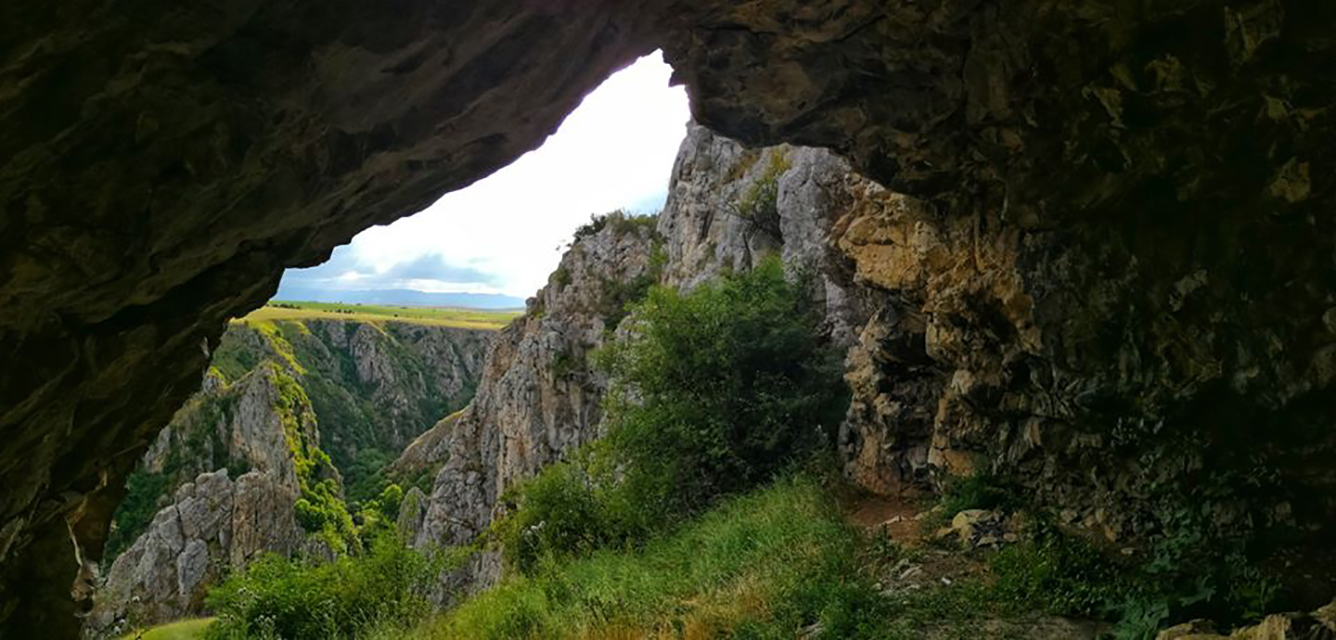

left=84, top=353, right=325, bottom=635
left=85, top=318, right=493, bottom=635
left=88, top=470, right=301, bottom=636
left=5, top=0, right=1336, bottom=635
left=397, top=220, right=658, bottom=582
left=0, top=3, right=659, bottom=632
left=1155, top=598, right=1336, bottom=639
left=215, top=318, right=492, bottom=469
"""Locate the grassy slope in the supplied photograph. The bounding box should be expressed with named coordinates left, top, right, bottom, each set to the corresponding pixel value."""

left=237, top=301, right=521, bottom=330
left=118, top=617, right=215, bottom=640
left=387, top=477, right=878, bottom=640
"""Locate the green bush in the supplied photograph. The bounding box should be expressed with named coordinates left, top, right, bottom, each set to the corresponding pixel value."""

left=732, top=151, right=791, bottom=239
left=571, top=210, right=658, bottom=242
left=490, top=258, right=845, bottom=577
left=597, top=256, right=845, bottom=528
left=295, top=478, right=359, bottom=554
left=205, top=537, right=440, bottom=640
left=494, top=463, right=611, bottom=575
left=104, top=469, right=172, bottom=562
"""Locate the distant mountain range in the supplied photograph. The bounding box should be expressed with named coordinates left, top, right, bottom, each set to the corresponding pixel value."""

left=273, top=285, right=526, bottom=310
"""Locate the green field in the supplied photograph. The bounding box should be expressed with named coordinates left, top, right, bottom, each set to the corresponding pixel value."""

left=118, top=617, right=215, bottom=640
left=235, top=301, right=522, bottom=330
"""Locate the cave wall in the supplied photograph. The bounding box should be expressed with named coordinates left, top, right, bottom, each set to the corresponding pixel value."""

left=0, top=1, right=660, bottom=634
left=3, top=0, right=1335, bottom=635
left=661, top=0, right=1336, bottom=543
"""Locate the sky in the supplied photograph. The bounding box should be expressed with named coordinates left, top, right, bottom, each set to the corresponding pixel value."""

left=278, top=52, right=691, bottom=301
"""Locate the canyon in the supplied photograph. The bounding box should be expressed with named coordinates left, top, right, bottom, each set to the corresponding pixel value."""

left=3, top=0, right=1335, bottom=636
left=84, top=316, right=494, bottom=636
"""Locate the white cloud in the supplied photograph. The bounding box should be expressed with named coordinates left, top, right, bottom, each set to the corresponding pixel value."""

left=281, top=51, right=689, bottom=299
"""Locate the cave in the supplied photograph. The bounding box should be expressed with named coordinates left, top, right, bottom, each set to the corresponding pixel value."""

left=3, top=0, right=1334, bottom=637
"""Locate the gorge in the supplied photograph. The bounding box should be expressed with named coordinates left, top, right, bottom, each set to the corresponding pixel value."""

left=3, top=0, right=1336, bottom=637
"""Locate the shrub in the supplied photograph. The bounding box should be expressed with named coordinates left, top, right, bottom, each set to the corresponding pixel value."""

left=493, top=463, right=611, bottom=575
left=295, top=478, right=358, bottom=554
left=572, top=210, right=659, bottom=243
left=731, top=151, right=791, bottom=239
left=104, top=470, right=172, bottom=562
left=490, top=258, right=844, bottom=575
left=205, top=537, right=441, bottom=640
left=597, top=256, right=845, bottom=528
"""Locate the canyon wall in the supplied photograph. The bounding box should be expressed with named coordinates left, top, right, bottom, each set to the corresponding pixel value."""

left=83, top=318, right=494, bottom=635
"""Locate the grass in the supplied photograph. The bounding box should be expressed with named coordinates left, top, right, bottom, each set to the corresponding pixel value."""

left=117, top=617, right=215, bottom=640
left=235, top=301, right=521, bottom=330
left=384, top=476, right=883, bottom=640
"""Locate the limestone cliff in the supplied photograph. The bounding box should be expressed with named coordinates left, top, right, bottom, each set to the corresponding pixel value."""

left=396, top=219, right=658, bottom=589
left=88, top=470, right=301, bottom=636
left=85, top=362, right=317, bottom=636
left=85, top=317, right=494, bottom=634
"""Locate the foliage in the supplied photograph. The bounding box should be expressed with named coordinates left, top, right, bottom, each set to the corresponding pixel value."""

left=731, top=150, right=791, bottom=239
left=596, top=256, right=845, bottom=528
left=919, top=472, right=1017, bottom=534
left=117, top=617, right=215, bottom=640
left=551, top=266, right=571, bottom=288
left=105, top=469, right=173, bottom=562
left=490, top=258, right=845, bottom=578
left=493, top=462, right=611, bottom=575
left=597, top=241, right=666, bottom=330
left=344, top=448, right=396, bottom=506
left=293, top=478, right=358, bottom=554
left=571, top=210, right=658, bottom=243
left=987, top=528, right=1129, bottom=618
left=204, top=537, right=443, bottom=640
left=416, top=477, right=886, bottom=640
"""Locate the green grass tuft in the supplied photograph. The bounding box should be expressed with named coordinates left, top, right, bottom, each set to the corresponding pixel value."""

left=402, top=476, right=884, bottom=640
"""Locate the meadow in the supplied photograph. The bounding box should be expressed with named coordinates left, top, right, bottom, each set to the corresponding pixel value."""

left=235, top=301, right=522, bottom=331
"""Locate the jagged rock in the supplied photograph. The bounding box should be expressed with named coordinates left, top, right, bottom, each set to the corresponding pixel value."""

left=1156, top=599, right=1336, bottom=639
left=404, top=220, right=657, bottom=584
left=938, top=509, right=1001, bottom=548
left=85, top=316, right=493, bottom=634
left=87, top=469, right=301, bottom=636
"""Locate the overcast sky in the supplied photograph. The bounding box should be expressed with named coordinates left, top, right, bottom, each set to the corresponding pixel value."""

left=279, top=52, right=690, bottom=300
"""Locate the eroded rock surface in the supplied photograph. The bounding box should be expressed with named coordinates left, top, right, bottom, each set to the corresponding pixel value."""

left=87, top=470, right=300, bottom=637
left=84, top=317, right=493, bottom=635
left=399, top=220, right=658, bottom=587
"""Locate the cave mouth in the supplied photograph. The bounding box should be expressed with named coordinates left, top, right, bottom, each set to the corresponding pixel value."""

left=269, top=51, right=691, bottom=314
left=84, top=50, right=699, bottom=637
left=6, top=1, right=1336, bottom=636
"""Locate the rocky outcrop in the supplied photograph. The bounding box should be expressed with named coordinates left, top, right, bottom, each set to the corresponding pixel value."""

left=84, top=361, right=320, bottom=636
left=398, top=124, right=869, bottom=594
left=399, top=221, right=657, bottom=564
left=86, top=317, right=493, bottom=634
left=5, top=0, right=1336, bottom=635
left=87, top=470, right=301, bottom=637
left=1156, top=599, right=1336, bottom=639
left=217, top=319, right=492, bottom=469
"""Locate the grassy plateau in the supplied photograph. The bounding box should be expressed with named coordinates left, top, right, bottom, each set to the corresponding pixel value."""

left=235, top=301, right=522, bottom=330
